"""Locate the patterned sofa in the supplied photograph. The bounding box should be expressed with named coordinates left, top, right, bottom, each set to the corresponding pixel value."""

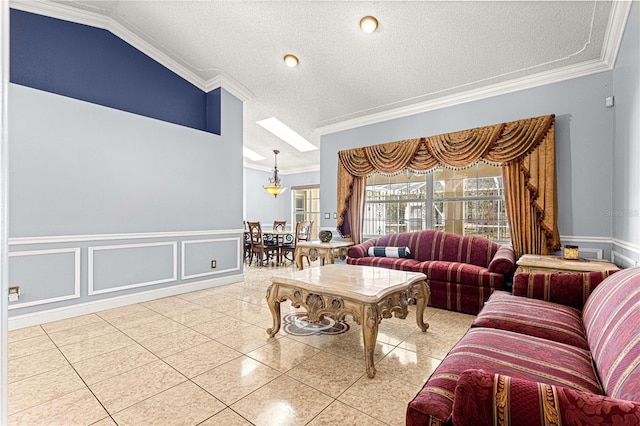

left=407, top=267, right=640, bottom=426
left=346, top=230, right=515, bottom=314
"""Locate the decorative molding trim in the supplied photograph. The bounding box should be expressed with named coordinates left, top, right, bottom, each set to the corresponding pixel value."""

left=205, top=76, right=253, bottom=102
left=9, top=0, right=207, bottom=91
left=8, top=229, right=244, bottom=246
left=612, top=238, right=640, bottom=254
left=8, top=273, right=244, bottom=330
left=560, top=235, right=612, bottom=245
left=612, top=250, right=638, bottom=268
left=576, top=247, right=603, bottom=260
left=601, top=0, right=633, bottom=68
left=611, top=250, right=639, bottom=268
left=244, top=162, right=321, bottom=175
left=181, top=237, right=242, bottom=280
left=316, top=58, right=612, bottom=135
left=88, top=241, right=177, bottom=295
left=9, top=0, right=254, bottom=100
left=8, top=248, right=81, bottom=309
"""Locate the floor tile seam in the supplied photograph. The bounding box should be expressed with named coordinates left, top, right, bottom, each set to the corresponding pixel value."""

left=43, top=334, right=129, bottom=418
left=95, top=304, right=154, bottom=322
left=326, top=397, right=395, bottom=426
left=105, top=378, right=211, bottom=420
left=281, top=368, right=364, bottom=401
left=91, top=364, right=192, bottom=416
left=134, top=326, right=214, bottom=350
left=194, top=407, right=255, bottom=426
left=154, top=338, right=242, bottom=365
left=6, top=325, right=47, bottom=344
left=40, top=314, right=106, bottom=335
left=302, top=399, right=392, bottom=426
left=7, top=366, right=101, bottom=419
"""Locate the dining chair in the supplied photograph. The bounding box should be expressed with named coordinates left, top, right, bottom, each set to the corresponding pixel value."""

left=247, top=221, right=279, bottom=266
left=282, top=220, right=314, bottom=265
left=273, top=221, right=286, bottom=232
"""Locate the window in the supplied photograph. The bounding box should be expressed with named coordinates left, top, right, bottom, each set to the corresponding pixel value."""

left=364, top=163, right=509, bottom=241
left=292, top=186, right=320, bottom=240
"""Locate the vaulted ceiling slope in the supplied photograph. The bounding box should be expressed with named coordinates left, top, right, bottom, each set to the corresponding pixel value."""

left=11, top=1, right=631, bottom=173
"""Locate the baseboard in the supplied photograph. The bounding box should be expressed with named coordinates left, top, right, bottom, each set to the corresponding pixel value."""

left=8, top=273, right=244, bottom=330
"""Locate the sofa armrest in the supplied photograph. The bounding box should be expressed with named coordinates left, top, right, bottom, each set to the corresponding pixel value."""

left=452, top=369, right=640, bottom=426
left=346, top=238, right=378, bottom=258
left=487, top=245, right=515, bottom=274
left=513, top=270, right=618, bottom=310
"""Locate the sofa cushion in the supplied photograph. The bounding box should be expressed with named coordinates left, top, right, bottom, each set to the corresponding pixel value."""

left=406, top=328, right=603, bottom=426
left=414, top=260, right=502, bottom=288
left=472, top=291, right=589, bottom=349
left=487, top=244, right=516, bottom=274
left=583, top=267, right=640, bottom=401
left=514, top=270, right=617, bottom=310
left=430, top=231, right=499, bottom=268
left=452, top=369, right=640, bottom=426
left=346, top=256, right=421, bottom=271
left=367, top=246, right=411, bottom=258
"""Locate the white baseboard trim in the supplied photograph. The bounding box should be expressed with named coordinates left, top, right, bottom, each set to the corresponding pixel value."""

left=612, top=251, right=639, bottom=268
left=8, top=273, right=244, bottom=330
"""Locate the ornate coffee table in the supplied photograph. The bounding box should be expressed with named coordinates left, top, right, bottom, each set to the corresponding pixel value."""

left=266, top=264, right=430, bottom=378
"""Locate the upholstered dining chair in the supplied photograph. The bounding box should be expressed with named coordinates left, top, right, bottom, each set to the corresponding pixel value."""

left=273, top=221, right=286, bottom=232
left=247, top=221, right=279, bottom=266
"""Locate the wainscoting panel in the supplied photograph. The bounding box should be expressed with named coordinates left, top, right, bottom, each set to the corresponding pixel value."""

left=89, top=242, right=177, bottom=295
left=8, top=248, right=81, bottom=309
left=181, top=237, right=241, bottom=280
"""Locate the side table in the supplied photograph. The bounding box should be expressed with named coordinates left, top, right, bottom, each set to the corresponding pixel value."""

left=516, top=254, right=620, bottom=274
left=294, top=241, right=354, bottom=270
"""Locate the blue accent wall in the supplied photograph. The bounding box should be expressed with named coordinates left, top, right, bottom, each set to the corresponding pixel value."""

left=10, top=8, right=221, bottom=134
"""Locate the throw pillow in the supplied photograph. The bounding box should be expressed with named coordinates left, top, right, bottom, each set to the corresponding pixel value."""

left=367, top=246, right=411, bottom=258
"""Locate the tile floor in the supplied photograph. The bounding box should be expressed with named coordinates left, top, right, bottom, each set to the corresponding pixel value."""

left=7, top=260, right=475, bottom=426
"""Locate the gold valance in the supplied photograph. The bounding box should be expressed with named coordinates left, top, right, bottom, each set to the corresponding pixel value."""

left=337, top=114, right=560, bottom=256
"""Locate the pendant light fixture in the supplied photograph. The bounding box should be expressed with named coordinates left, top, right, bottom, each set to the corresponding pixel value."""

left=264, top=149, right=287, bottom=197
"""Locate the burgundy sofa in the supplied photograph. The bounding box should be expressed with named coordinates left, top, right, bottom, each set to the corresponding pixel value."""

left=406, top=267, right=640, bottom=426
left=346, top=230, right=515, bottom=314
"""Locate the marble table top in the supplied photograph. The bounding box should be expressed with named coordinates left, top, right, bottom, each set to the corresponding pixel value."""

left=270, top=264, right=426, bottom=303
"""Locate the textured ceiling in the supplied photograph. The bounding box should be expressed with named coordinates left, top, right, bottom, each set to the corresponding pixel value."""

left=17, top=0, right=629, bottom=173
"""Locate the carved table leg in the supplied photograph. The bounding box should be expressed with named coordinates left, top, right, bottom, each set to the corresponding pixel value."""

left=414, top=281, right=430, bottom=332
left=294, top=248, right=304, bottom=270
left=362, top=304, right=380, bottom=378
left=266, top=284, right=281, bottom=337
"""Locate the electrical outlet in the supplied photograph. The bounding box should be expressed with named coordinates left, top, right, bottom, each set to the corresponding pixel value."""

left=211, top=260, right=217, bottom=269
left=9, top=286, right=20, bottom=302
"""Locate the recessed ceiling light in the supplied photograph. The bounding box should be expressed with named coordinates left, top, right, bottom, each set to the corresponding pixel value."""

left=257, top=117, right=317, bottom=152
left=360, top=16, right=378, bottom=33
left=243, top=146, right=266, bottom=161
left=283, top=54, right=299, bottom=67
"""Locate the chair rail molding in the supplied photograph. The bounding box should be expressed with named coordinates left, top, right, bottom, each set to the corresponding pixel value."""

left=8, top=229, right=244, bottom=245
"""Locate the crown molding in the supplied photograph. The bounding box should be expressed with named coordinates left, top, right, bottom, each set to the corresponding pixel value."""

left=243, top=162, right=320, bottom=175
left=601, top=0, right=633, bottom=68
left=205, top=76, right=253, bottom=102
left=315, top=58, right=612, bottom=135
left=9, top=0, right=254, bottom=99
left=315, top=2, right=632, bottom=136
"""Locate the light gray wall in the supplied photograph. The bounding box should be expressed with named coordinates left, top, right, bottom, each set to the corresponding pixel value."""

left=244, top=168, right=319, bottom=229
left=612, top=1, right=640, bottom=267
left=8, top=85, right=245, bottom=321
left=321, top=71, right=616, bottom=258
